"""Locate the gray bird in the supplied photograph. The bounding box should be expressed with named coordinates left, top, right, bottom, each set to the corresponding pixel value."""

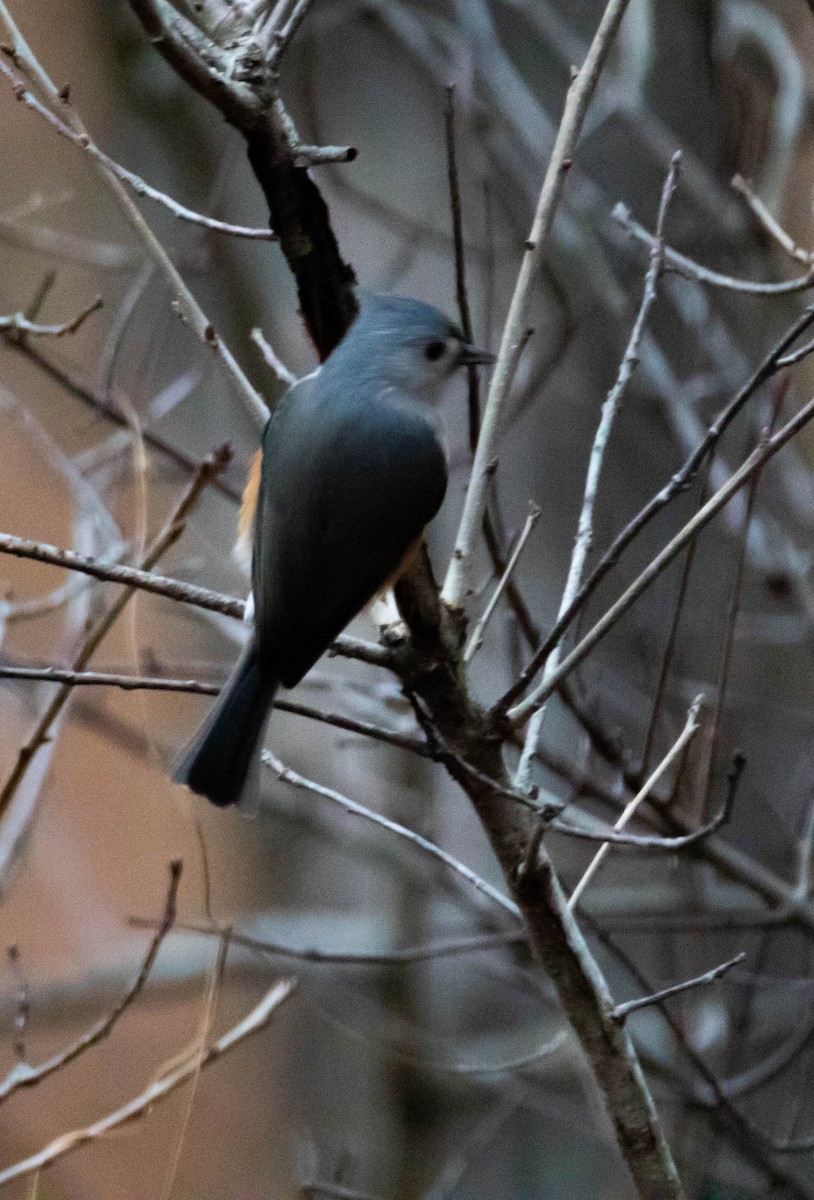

left=174, top=292, right=494, bottom=807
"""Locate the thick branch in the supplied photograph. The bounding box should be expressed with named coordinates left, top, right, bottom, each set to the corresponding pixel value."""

left=127, top=0, right=358, bottom=357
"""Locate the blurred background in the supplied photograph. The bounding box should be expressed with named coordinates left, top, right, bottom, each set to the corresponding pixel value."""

left=3, top=0, right=814, bottom=1196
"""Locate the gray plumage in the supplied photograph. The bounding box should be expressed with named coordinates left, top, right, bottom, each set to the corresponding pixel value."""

left=174, top=292, right=491, bottom=807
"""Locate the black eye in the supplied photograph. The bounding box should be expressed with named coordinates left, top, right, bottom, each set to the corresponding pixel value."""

left=425, top=340, right=446, bottom=362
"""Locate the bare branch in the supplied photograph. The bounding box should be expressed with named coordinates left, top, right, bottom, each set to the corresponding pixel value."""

left=0, top=861, right=182, bottom=1104
left=612, top=952, right=745, bottom=1023
left=0, top=978, right=296, bottom=1187
left=731, top=174, right=813, bottom=265
left=0, top=533, right=391, bottom=669
left=250, top=326, right=298, bottom=387
left=262, top=750, right=522, bottom=921
left=567, top=696, right=703, bottom=910
left=0, top=9, right=269, bottom=425
left=497, top=306, right=814, bottom=714
left=507, top=386, right=814, bottom=723
left=0, top=62, right=278, bottom=241
left=129, top=916, right=523, bottom=967
left=463, top=502, right=541, bottom=662
left=127, top=0, right=358, bottom=357
left=0, top=664, right=424, bottom=754
left=552, top=750, right=741, bottom=850
left=614, top=201, right=814, bottom=295
left=0, top=449, right=232, bottom=842
left=0, top=294, right=101, bottom=337
left=515, top=152, right=680, bottom=788
left=441, top=0, right=634, bottom=607
left=0, top=334, right=243, bottom=502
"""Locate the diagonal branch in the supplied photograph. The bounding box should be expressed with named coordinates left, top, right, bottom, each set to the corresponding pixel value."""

left=0, top=6, right=268, bottom=425
left=127, top=0, right=358, bottom=358
left=0, top=977, right=296, bottom=1187
left=507, top=388, right=814, bottom=723
left=498, top=305, right=814, bottom=714
left=0, top=861, right=182, bottom=1104
left=441, top=0, right=634, bottom=607
left=0, top=294, right=102, bottom=337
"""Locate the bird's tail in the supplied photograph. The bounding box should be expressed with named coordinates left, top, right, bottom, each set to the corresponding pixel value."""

left=173, top=643, right=277, bottom=808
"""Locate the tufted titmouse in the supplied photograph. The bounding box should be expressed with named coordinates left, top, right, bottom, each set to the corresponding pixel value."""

left=174, top=292, right=494, bottom=807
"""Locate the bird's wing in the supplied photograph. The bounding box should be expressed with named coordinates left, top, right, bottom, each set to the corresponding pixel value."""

left=252, top=388, right=447, bottom=687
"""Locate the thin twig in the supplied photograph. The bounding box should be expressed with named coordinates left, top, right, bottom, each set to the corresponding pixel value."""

left=615, top=201, right=814, bottom=294
left=0, top=978, right=296, bottom=1186
left=507, top=386, right=814, bottom=723
left=444, top=83, right=479, bottom=452
left=637, top=463, right=712, bottom=777
left=612, top=952, right=745, bottom=1023
left=262, top=750, right=522, bottom=921
left=0, top=534, right=391, bottom=669
left=441, top=0, right=633, bottom=607
left=0, top=295, right=101, bottom=337
left=497, top=306, right=814, bottom=714
left=731, top=174, right=812, bottom=265
left=463, top=502, right=541, bottom=662
left=250, top=327, right=298, bottom=387
left=0, top=11, right=268, bottom=425
left=0, top=664, right=425, bottom=755
left=0, top=61, right=277, bottom=241
left=0, top=449, right=231, bottom=837
left=551, top=774, right=736, bottom=848
left=568, top=696, right=703, bottom=910
left=0, top=334, right=243, bottom=502
left=514, top=152, right=680, bottom=789
left=0, top=861, right=182, bottom=1104
left=128, top=917, right=523, bottom=966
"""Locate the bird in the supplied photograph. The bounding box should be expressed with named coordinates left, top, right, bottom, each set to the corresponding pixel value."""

left=173, top=291, right=495, bottom=808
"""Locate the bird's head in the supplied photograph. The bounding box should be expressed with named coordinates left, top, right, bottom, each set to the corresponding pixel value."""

left=324, top=292, right=494, bottom=401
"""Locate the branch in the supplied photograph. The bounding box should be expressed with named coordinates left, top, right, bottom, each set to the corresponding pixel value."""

left=0, top=333, right=243, bottom=502
left=567, top=696, right=703, bottom=910
left=0, top=61, right=278, bottom=241
left=0, top=861, right=181, bottom=1103
left=129, top=916, right=522, bottom=967
left=0, top=10, right=268, bottom=425
left=0, top=449, right=234, bottom=851
left=515, top=152, right=680, bottom=789
left=0, top=664, right=423, bottom=754
left=127, top=0, right=358, bottom=357
left=0, top=977, right=296, bottom=1186
left=444, top=83, right=479, bottom=452
left=612, top=952, right=745, bottom=1023
left=0, top=532, right=391, bottom=669
left=497, top=278, right=814, bottom=717
left=614, top=201, right=814, bottom=294
left=463, top=501, right=541, bottom=662
left=441, top=0, right=634, bottom=607
left=0, top=294, right=101, bottom=336
left=507, top=385, right=814, bottom=723
left=262, top=750, right=522, bottom=921
left=250, top=327, right=297, bottom=387
left=731, top=174, right=813, bottom=266
left=552, top=750, right=741, bottom=851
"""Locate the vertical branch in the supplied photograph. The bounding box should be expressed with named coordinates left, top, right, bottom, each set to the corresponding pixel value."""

left=442, top=0, right=634, bottom=608
left=444, top=84, right=479, bottom=450
left=514, top=153, right=680, bottom=789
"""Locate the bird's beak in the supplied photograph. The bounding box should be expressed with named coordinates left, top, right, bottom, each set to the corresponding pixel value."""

left=459, top=344, right=496, bottom=367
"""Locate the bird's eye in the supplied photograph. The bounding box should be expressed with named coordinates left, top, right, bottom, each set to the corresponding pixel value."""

left=425, top=340, right=446, bottom=362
